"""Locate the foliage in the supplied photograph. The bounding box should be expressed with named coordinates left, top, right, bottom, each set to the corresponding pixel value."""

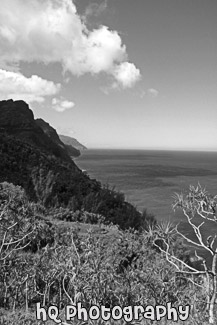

left=0, top=182, right=212, bottom=324
left=50, top=207, right=106, bottom=224
left=0, top=134, right=150, bottom=230
left=154, top=184, right=217, bottom=324
left=0, top=182, right=36, bottom=261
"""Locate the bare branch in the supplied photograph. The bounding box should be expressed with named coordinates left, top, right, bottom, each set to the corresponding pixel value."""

left=2, top=228, right=34, bottom=247
left=154, top=238, right=205, bottom=274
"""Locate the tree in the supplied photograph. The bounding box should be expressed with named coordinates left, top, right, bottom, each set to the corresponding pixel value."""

left=154, top=184, right=217, bottom=324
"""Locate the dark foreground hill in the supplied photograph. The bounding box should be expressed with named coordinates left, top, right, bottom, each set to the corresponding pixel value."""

left=0, top=99, right=145, bottom=229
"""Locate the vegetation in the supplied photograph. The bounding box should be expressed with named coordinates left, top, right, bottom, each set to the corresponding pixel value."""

left=0, top=101, right=216, bottom=324
left=0, top=182, right=216, bottom=324
left=0, top=133, right=145, bottom=230
left=153, top=184, right=217, bottom=324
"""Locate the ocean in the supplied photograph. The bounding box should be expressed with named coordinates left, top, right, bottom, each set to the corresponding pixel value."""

left=76, top=149, right=217, bottom=257
left=76, top=149, right=217, bottom=219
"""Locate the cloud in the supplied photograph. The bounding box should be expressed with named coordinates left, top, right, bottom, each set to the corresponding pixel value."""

left=68, top=25, right=127, bottom=75
left=52, top=98, right=75, bottom=112
left=137, top=88, right=159, bottom=98
left=0, top=69, right=60, bottom=103
left=112, top=62, right=141, bottom=89
left=0, top=0, right=141, bottom=89
left=147, top=88, right=159, bottom=98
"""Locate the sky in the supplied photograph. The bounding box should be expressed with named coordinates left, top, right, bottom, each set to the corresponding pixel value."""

left=0, top=0, right=217, bottom=150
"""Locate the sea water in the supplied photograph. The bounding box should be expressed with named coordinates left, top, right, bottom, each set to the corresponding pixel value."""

left=76, top=149, right=217, bottom=260
left=76, top=149, right=217, bottom=219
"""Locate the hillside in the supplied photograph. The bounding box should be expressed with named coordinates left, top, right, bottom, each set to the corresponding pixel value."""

left=0, top=100, right=214, bottom=324
left=0, top=181, right=209, bottom=325
left=0, top=99, right=144, bottom=229
left=36, top=118, right=81, bottom=157
left=59, top=134, right=87, bottom=150
left=0, top=99, right=73, bottom=162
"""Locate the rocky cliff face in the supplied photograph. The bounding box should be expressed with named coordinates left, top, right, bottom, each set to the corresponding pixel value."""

left=0, top=99, right=88, bottom=205
left=59, top=134, right=87, bottom=151
left=0, top=132, right=92, bottom=205
left=36, top=119, right=81, bottom=158
left=0, top=100, right=72, bottom=162
left=0, top=99, right=35, bottom=128
left=35, top=118, right=66, bottom=150
left=0, top=99, right=142, bottom=229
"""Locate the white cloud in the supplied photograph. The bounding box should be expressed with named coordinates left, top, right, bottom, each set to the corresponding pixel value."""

left=112, top=62, right=141, bottom=89
left=0, top=0, right=141, bottom=88
left=81, top=26, right=127, bottom=74
left=0, top=69, right=60, bottom=103
left=147, top=88, right=159, bottom=98
left=52, top=98, right=75, bottom=112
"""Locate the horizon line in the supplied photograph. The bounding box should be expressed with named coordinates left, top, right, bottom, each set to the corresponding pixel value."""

left=85, top=147, right=217, bottom=152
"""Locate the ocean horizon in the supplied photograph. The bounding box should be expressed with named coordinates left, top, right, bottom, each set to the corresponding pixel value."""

left=76, top=149, right=217, bottom=217
left=76, top=149, right=217, bottom=253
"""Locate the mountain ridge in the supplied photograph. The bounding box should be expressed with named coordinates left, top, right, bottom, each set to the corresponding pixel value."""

left=0, top=99, right=143, bottom=229
left=36, top=118, right=81, bottom=158
left=0, top=99, right=72, bottom=162
left=59, top=134, right=87, bottom=151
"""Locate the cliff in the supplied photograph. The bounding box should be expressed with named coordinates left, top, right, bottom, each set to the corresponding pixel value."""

left=0, top=99, right=143, bottom=229
left=0, top=100, right=71, bottom=162
left=36, top=119, right=81, bottom=157
left=59, top=134, right=87, bottom=151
